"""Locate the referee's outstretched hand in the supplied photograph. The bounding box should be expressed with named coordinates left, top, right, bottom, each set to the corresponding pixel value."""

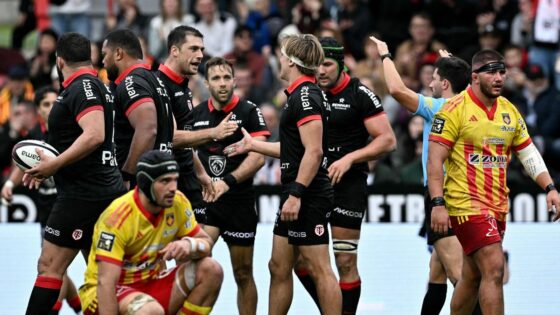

left=369, top=36, right=390, bottom=58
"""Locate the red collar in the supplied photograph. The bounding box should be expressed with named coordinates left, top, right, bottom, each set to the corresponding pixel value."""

left=133, top=188, right=164, bottom=226
left=38, top=117, right=47, bottom=133
left=208, top=94, right=240, bottom=113
left=158, top=63, right=185, bottom=84
left=285, top=75, right=316, bottom=95
left=467, top=86, right=497, bottom=120
left=328, top=72, right=350, bottom=95
left=62, top=68, right=98, bottom=88
left=115, top=63, right=151, bottom=85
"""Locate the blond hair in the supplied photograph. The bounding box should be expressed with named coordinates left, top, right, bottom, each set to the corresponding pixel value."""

left=281, top=34, right=324, bottom=76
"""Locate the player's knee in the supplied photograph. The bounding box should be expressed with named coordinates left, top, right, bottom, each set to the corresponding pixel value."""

left=334, top=253, right=357, bottom=277
left=197, top=258, right=224, bottom=289
left=132, top=302, right=165, bottom=315
left=36, top=254, right=60, bottom=276
left=232, top=263, right=254, bottom=287
left=268, top=257, right=291, bottom=280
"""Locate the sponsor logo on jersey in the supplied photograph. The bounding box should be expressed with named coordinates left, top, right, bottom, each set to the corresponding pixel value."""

left=174, top=91, right=184, bottom=97
left=288, top=230, right=307, bottom=238
left=502, top=113, right=511, bottom=125
left=300, top=86, right=312, bottom=110
left=431, top=118, right=445, bottom=134
left=333, top=207, right=364, bottom=218
left=82, top=79, right=97, bottom=100
left=166, top=213, right=174, bottom=226
left=358, top=86, right=381, bottom=108
left=483, top=137, right=505, bottom=145
left=468, top=154, right=507, bottom=168
left=209, top=155, right=226, bottom=176
left=500, top=126, right=515, bottom=132
left=124, top=76, right=138, bottom=99
left=314, top=224, right=325, bottom=236
left=469, top=115, right=478, bottom=122
left=44, top=225, right=60, bottom=237
left=72, top=229, right=83, bottom=241
left=223, top=231, right=255, bottom=239
left=163, top=228, right=178, bottom=237
left=281, top=162, right=290, bottom=169
left=194, top=121, right=209, bottom=127
left=98, top=231, right=115, bottom=251
left=256, top=107, right=266, bottom=126
left=518, top=118, right=526, bottom=130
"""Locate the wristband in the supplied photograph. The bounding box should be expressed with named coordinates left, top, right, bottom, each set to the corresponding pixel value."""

left=182, top=236, right=198, bottom=252
left=545, top=183, right=556, bottom=194
left=3, top=180, right=14, bottom=189
left=223, top=174, right=237, bottom=187
left=288, top=181, right=306, bottom=198
left=120, top=170, right=135, bottom=182
left=380, top=53, right=392, bottom=61
left=431, top=197, right=445, bottom=207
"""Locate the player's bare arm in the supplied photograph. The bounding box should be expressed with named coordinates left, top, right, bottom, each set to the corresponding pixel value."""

left=121, top=103, right=157, bottom=177
left=282, top=120, right=323, bottom=222
left=224, top=127, right=280, bottom=158
left=328, top=114, right=396, bottom=185
left=427, top=140, right=451, bottom=235
left=173, top=112, right=238, bottom=149
left=159, top=227, right=213, bottom=263
left=1, top=167, right=24, bottom=203
left=193, top=152, right=215, bottom=202
left=96, top=261, right=121, bottom=315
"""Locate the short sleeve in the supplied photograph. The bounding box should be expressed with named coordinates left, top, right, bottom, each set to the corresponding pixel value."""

left=428, top=102, right=461, bottom=148
left=293, top=85, right=323, bottom=127
left=248, top=105, right=271, bottom=137
left=175, top=192, right=200, bottom=238
left=414, top=94, right=446, bottom=122
left=116, top=75, right=154, bottom=117
left=355, top=84, right=384, bottom=121
left=71, top=79, right=105, bottom=122
left=93, top=215, right=127, bottom=266
left=512, top=108, right=532, bottom=151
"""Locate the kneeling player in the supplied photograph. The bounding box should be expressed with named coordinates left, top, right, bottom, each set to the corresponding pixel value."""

left=79, top=151, right=223, bottom=315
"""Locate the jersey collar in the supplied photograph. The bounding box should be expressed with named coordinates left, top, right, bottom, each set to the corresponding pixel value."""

left=62, top=68, right=98, bottom=89
left=133, top=187, right=164, bottom=226
left=467, top=86, right=497, bottom=120
left=115, top=63, right=151, bottom=85
left=328, top=72, right=350, bottom=95
left=285, top=75, right=316, bottom=95
left=158, top=63, right=185, bottom=85
left=208, top=94, right=240, bottom=113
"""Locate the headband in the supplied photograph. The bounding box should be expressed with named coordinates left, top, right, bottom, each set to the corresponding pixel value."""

left=281, top=46, right=317, bottom=71
left=473, top=61, right=506, bottom=73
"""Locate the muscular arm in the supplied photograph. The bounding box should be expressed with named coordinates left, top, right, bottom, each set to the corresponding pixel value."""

left=248, top=140, right=280, bottom=158
left=230, top=136, right=267, bottom=183
left=348, top=115, right=396, bottom=163
left=174, top=112, right=238, bottom=149
left=427, top=141, right=450, bottom=199
left=121, top=103, right=157, bottom=174
left=296, top=120, right=323, bottom=186
left=97, top=261, right=121, bottom=315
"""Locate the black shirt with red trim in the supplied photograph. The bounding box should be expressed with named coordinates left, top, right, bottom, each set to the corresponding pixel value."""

left=114, top=63, right=174, bottom=167
left=48, top=68, right=125, bottom=200
left=155, top=64, right=195, bottom=178
left=280, top=76, right=331, bottom=190
left=326, top=73, right=384, bottom=173
left=186, top=95, right=270, bottom=198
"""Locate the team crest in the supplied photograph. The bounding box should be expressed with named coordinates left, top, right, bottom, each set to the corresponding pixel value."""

left=502, top=113, right=511, bottom=125
left=72, top=229, right=83, bottom=241
left=209, top=155, right=226, bottom=176
left=166, top=213, right=175, bottom=226
left=314, top=224, right=325, bottom=236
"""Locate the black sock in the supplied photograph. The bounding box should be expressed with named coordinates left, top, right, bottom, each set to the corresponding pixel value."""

left=26, top=276, right=63, bottom=315
left=471, top=301, right=482, bottom=315
left=294, top=268, right=321, bottom=312
left=340, top=279, right=361, bottom=315
left=420, top=282, right=447, bottom=315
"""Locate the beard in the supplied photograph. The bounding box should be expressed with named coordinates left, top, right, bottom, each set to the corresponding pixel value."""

left=210, top=88, right=234, bottom=106
left=56, top=65, right=65, bottom=92
left=107, top=65, right=119, bottom=82
left=480, top=82, right=502, bottom=99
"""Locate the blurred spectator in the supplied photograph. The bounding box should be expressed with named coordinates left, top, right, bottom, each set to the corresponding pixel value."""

left=0, top=101, right=38, bottom=175
left=245, top=0, right=285, bottom=52
left=353, top=35, right=383, bottom=79
left=337, top=0, right=372, bottom=61
left=148, top=0, right=194, bottom=61
left=366, top=159, right=399, bottom=185
left=29, top=28, right=58, bottom=89
left=225, top=26, right=267, bottom=85
left=510, top=0, right=533, bottom=48
left=91, top=41, right=109, bottom=85
left=400, top=115, right=424, bottom=185
left=105, top=0, right=148, bottom=36
left=232, top=62, right=267, bottom=104
left=12, top=0, right=36, bottom=50
left=190, top=0, right=237, bottom=57
left=0, top=66, right=34, bottom=125
left=460, top=24, right=503, bottom=62
left=395, top=12, right=445, bottom=91
left=49, top=0, right=91, bottom=38
left=477, top=0, right=518, bottom=43
left=417, top=62, right=435, bottom=97
left=529, top=0, right=560, bottom=90
left=291, top=0, right=330, bottom=35
left=427, top=0, right=478, bottom=54
left=503, top=44, right=527, bottom=97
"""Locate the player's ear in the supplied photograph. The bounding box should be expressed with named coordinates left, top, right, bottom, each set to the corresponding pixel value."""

left=115, top=47, right=124, bottom=61
left=471, top=72, right=478, bottom=84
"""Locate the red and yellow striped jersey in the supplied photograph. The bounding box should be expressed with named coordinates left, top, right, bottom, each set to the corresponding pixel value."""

left=82, top=188, right=200, bottom=286
left=429, top=87, right=532, bottom=220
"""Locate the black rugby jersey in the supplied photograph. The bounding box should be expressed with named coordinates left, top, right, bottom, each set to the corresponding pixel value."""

left=326, top=72, right=384, bottom=173
left=114, top=63, right=174, bottom=167
left=156, top=64, right=195, bottom=178
left=48, top=68, right=125, bottom=200
left=186, top=95, right=270, bottom=198
left=280, top=76, right=330, bottom=190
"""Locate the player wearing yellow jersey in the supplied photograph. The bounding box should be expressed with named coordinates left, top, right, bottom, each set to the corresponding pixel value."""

left=428, top=49, right=560, bottom=315
left=79, top=150, right=223, bottom=315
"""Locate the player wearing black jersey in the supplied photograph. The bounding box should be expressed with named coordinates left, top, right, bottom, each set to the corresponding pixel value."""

left=102, top=29, right=174, bottom=189
left=157, top=26, right=238, bottom=221
left=23, top=32, right=126, bottom=315
left=186, top=57, right=269, bottom=315
left=225, top=34, right=341, bottom=315
left=292, top=37, right=396, bottom=315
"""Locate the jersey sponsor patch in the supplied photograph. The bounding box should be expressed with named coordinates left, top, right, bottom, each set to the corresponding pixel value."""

left=358, top=86, right=381, bottom=108
left=431, top=118, right=446, bottom=134
left=97, top=231, right=116, bottom=252
left=209, top=155, right=226, bottom=176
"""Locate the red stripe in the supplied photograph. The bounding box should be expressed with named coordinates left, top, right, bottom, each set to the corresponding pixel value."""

left=186, top=224, right=201, bottom=237
left=339, top=279, right=362, bottom=290
left=464, top=142, right=478, bottom=209
left=68, top=295, right=81, bottom=309
left=96, top=255, right=123, bottom=266
left=296, top=114, right=321, bottom=127
left=180, top=306, right=203, bottom=315
left=497, top=144, right=506, bottom=206
left=250, top=130, right=271, bottom=137
left=52, top=300, right=62, bottom=311
left=482, top=145, right=494, bottom=204
left=116, top=209, right=132, bottom=229
left=513, top=138, right=532, bottom=152
left=429, top=135, right=454, bottom=148
left=363, top=111, right=386, bottom=122
left=34, top=276, right=63, bottom=289
left=294, top=268, right=309, bottom=276
left=125, top=97, right=153, bottom=117
left=76, top=105, right=103, bottom=122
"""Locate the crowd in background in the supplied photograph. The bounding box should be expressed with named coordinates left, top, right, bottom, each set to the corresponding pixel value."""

left=2, top=0, right=560, bottom=187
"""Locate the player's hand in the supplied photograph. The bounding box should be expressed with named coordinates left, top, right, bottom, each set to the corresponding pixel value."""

left=546, top=189, right=560, bottom=222
left=368, top=36, right=389, bottom=57
left=327, top=156, right=352, bottom=185
left=431, top=205, right=451, bottom=235
left=159, top=239, right=192, bottom=261
left=212, top=112, right=238, bottom=140
left=438, top=49, right=452, bottom=58
left=22, top=173, right=43, bottom=190
left=224, top=128, right=253, bottom=157
left=123, top=180, right=131, bottom=190
left=1, top=183, right=13, bottom=205
left=26, top=148, right=59, bottom=179
left=281, top=195, right=301, bottom=221
left=207, top=180, right=229, bottom=203
left=198, top=173, right=215, bottom=203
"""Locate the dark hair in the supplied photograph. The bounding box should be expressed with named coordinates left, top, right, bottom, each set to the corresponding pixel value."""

left=56, top=32, right=91, bottom=66
left=17, top=101, right=37, bottom=112
left=472, top=49, right=504, bottom=69
left=33, top=86, right=57, bottom=106
left=204, top=57, right=234, bottom=79
left=411, top=12, right=433, bottom=27
left=435, top=57, right=471, bottom=94
left=104, top=29, right=143, bottom=60
left=234, top=25, right=252, bottom=38
left=167, top=25, right=204, bottom=53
